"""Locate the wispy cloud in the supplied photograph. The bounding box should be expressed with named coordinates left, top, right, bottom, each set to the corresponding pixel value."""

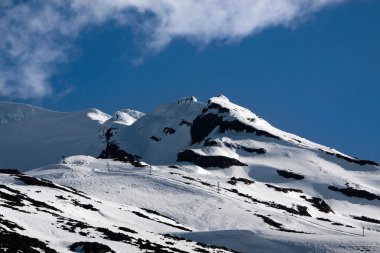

left=0, top=0, right=344, bottom=99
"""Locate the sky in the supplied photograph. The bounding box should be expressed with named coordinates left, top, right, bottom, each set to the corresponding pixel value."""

left=0, top=0, right=379, bottom=162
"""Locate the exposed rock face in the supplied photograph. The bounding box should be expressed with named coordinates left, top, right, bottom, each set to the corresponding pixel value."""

left=190, top=97, right=280, bottom=144
left=353, top=216, right=380, bottom=224
left=277, top=170, right=305, bottom=180
left=70, top=241, right=115, bottom=253
left=219, top=120, right=280, bottom=139
left=191, top=113, right=223, bottom=144
left=177, top=149, right=247, bottom=168
left=0, top=230, right=58, bottom=253
left=328, top=186, right=380, bottom=201
left=163, top=127, right=176, bottom=135
left=320, top=149, right=379, bottom=166
left=98, top=142, right=145, bottom=167
left=0, top=169, right=21, bottom=175
left=300, top=196, right=334, bottom=213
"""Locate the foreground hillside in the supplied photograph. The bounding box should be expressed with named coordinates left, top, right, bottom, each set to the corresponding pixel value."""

left=1, top=96, right=379, bottom=252
left=11, top=155, right=380, bottom=252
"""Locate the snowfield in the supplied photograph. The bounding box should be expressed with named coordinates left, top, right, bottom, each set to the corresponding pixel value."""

left=0, top=101, right=111, bottom=170
left=1, top=96, right=379, bottom=252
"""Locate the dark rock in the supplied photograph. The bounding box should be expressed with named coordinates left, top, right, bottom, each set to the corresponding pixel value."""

left=277, top=170, right=305, bottom=180
left=104, top=128, right=116, bottom=142
left=195, top=241, right=239, bottom=253
left=208, top=102, right=231, bottom=113
left=177, top=149, right=247, bottom=168
left=0, top=169, right=22, bottom=175
left=328, top=186, right=380, bottom=201
left=240, top=147, right=266, bottom=154
left=0, top=214, right=24, bottom=231
left=291, top=138, right=302, bottom=143
left=96, top=227, right=133, bottom=242
left=118, top=227, right=137, bottom=234
left=255, top=214, right=282, bottom=229
left=296, top=205, right=311, bottom=216
left=98, top=142, right=145, bottom=167
left=0, top=229, right=58, bottom=253
left=191, top=102, right=280, bottom=144
left=177, top=149, right=202, bottom=162
left=227, top=177, right=255, bottom=185
left=141, top=208, right=174, bottom=221
left=71, top=199, right=99, bottom=211
left=162, top=234, right=187, bottom=241
left=225, top=188, right=311, bottom=216
left=265, top=184, right=303, bottom=193
left=317, top=217, right=332, bottom=222
left=219, top=120, right=280, bottom=140
left=254, top=214, right=309, bottom=233
left=335, top=154, right=379, bottom=166
left=132, top=211, right=192, bottom=231
left=204, top=138, right=218, bottom=147
left=300, top=196, right=334, bottom=213
left=0, top=183, right=61, bottom=212
left=179, top=119, right=192, bottom=127
left=352, top=216, right=380, bottom=224
left=163, top=127, right=176, bottom=135
left=224, top=142, right=235, bottom=148
left=135, top=238, right=190, bottom=253
left=56, top=195, right=67, bottom=200
left=70, top=241, right=115, bottom=253
left=320, top=149, right=379, bottom=166
left=15, top=174, right=89, bottom=199
left=59, top=218, right=93, bottom=234
left=191, top=113, right=223, bottom=143
left=180, top=175, right=212, bottom=187
left=150, top=136, right=161, bottom=142
left=131, top=211, right=150, bottom=219
left=16, top=175, right=65, bottom=192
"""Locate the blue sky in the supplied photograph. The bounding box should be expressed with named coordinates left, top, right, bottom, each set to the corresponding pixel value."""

left=0, top=0, right=379, bottom=162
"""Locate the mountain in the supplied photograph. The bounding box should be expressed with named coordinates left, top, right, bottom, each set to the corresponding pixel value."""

left=1, top=96, right=380, bottom=252
left=0, top=101, right=111, bottom=170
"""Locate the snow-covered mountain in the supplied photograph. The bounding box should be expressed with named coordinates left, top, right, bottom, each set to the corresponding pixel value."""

left=0, top=101, right=111, bottom=170
left=1, top=96, right=379, bottom=252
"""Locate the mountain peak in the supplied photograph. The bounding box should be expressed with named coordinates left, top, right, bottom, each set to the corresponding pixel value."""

left=1, top=97, right=380, bottom=253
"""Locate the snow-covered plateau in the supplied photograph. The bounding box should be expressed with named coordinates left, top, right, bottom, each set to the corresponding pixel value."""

left=0, top=96, right=379, bottom=253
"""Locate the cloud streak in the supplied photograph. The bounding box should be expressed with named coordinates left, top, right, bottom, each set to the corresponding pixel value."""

left=0, top=0, right=344, bottom=99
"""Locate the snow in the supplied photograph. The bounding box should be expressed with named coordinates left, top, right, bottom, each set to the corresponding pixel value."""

left=1, top=96, right=380, bottom=252
left=103, top=109, right=145, bottom=127
left=0, top=102, right=111, bottom=170
left=23, top=154, right=380, bottom=252
left=112, top=99, right=205, bottom=164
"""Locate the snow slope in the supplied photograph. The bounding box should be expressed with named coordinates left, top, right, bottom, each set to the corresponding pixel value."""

left=0, top=167, right=235, bottom=253
left=1, top=96, right=380, bottom=252
left=0, top=102, right=110, bottom=170
left=105, top=97, right=204, bottom=164
left=26, top=155, right=380, bottom=252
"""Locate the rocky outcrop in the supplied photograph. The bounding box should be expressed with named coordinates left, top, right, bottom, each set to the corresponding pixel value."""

left=328, top=185, right=380, bottom=201
left=98, top=142, right=145, bottom=167
left=177, top=150, right=247, bottom=168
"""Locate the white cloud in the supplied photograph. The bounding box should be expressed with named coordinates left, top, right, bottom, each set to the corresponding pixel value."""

left=0, top=0, right=344, bottom=99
